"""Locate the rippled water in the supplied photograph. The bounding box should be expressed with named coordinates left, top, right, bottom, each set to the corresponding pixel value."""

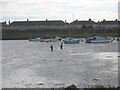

left=2, top=40, right=119, bottom=88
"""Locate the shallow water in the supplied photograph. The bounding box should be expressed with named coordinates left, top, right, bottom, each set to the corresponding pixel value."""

left=2, top=40, right=119, bottom=88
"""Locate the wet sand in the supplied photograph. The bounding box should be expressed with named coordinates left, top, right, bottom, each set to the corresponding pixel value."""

left=2, top=40, right=118, bottom=88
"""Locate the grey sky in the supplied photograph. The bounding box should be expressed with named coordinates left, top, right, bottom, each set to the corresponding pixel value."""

left=0, top=0, right=119, bottom=22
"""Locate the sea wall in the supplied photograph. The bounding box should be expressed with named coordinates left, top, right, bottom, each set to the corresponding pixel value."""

left=2, top=27, right=119, bottom=40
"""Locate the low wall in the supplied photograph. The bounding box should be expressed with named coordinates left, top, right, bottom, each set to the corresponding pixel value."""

left=2, top=29, right=119, bottom=40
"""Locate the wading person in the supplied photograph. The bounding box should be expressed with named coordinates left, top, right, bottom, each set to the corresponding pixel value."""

left=60, top=43, right=63, bottom=50
left=50, top=45, right=53, bottom=51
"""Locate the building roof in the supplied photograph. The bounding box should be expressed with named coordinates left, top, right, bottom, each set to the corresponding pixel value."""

left=70, top=19, right=96, bottom=25
left=0, top=22, right=7, bottom=26
left=98, top=20, right=119, bottom=25
left=9, top=20, right=66, bottom=26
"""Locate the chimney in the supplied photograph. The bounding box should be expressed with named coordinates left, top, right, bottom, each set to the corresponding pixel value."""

left=4, top=21, right=6, bottom=24
left=8, top=20, right=10, bottom=25
left=115, top=19, right=118, bottom=21
left=76, top=19, right=78, bottom=21
left=103, top=19, right=106, bottom=22
left=65, top=20, right=66, bottom=23
left=89, top=18, right=91, bottom=21
left=27, top=19, right=29, bottom=21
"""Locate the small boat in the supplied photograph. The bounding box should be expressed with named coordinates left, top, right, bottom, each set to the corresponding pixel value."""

left=29, top=37, right=41, bottom=42
left=63, top=40, right=80, bottom=44
left=86, top=34, right=96, bottom=40
left=63, top=38, right=80, bottom=44
left=40, top=38, right=59, bottom=42
left=85, top=36, right=111, bottom=43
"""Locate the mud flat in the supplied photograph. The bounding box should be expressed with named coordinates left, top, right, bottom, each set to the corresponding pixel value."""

left=2, top=40, right=118, bottom=88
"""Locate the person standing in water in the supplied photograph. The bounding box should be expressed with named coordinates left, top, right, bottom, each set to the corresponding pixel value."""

left=50, top=45, right=53, bottom=51
left=60, top=43, right=63, bottom=50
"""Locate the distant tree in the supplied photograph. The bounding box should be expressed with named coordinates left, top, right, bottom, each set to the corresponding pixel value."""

left=81, top=25, right=87, bottom=29
left=88, top=25, right=93, bottom=29
left=87, top=25, right=93, bottom=30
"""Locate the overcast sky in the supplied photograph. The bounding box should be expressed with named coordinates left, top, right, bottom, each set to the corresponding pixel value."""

left=0, top=0, right=119, bottom=22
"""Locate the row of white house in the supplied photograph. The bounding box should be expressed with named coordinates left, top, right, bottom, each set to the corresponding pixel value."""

left=1, top=19, right=119, bottom=30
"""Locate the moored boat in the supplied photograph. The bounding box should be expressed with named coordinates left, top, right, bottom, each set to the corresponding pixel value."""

left=40, top=38, right=59, bottom=42
left=63, top=38, right=80, bottom=44
left=85, top=36, right=112, bottom=43
left=29, top=37, right=41, bottom=42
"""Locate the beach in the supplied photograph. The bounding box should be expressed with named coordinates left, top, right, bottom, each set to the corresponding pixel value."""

left=2, top=40, right=119, bottom=88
